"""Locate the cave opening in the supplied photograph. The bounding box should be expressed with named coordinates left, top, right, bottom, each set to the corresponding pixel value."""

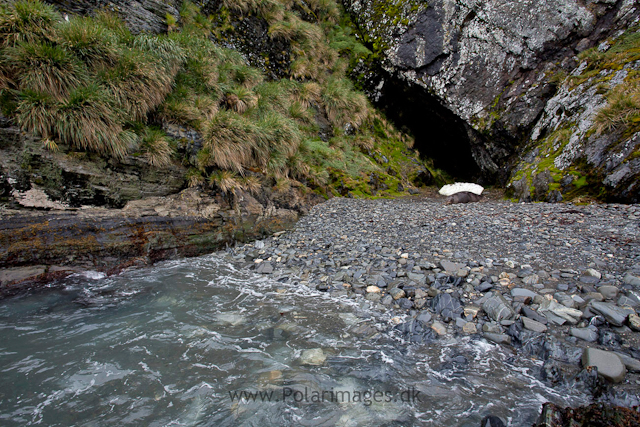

left=375, top=75, right=481, bottom=181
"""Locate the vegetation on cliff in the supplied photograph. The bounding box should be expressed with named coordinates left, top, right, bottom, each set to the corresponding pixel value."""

left=507, top=25, right=640, bottom=203
left=0, top=0, right=432, bottom=205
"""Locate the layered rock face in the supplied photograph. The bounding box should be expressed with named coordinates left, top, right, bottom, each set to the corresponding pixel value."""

left=44, top=0, right=180, bottom=33
left=345, top=0, right=640, bottom=200
left=0, top=121, right=317, bottom=296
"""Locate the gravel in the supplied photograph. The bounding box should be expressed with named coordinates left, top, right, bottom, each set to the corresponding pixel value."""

left=225, top=196, right=640, bottom=391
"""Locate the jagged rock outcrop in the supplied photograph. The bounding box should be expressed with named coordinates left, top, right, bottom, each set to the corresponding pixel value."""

left=0, top=120, right=186, bottom=208
left=345, top=0, right=640, bottom=200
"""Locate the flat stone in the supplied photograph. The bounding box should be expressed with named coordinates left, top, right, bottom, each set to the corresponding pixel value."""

left=366, top=285, right=381, bottom=293
left=585, top=292, right=604, bottom=302
left=416, top=312, right=432, bottom=324
left=439, top=260, right=466, bottom=273
left=522, top=317, right=547, bottom=333
left=522, top=306, right=548, bottom=324
left=482, top=293, right=515, bottom=322
left=582, top=348, right=626, bottom=383
left=570, top=327, right=598, bottom=342
left=539, top=299, right=582, bottom=324
left=580, top=275, right=600, bottom=284
left=624, top=273, right=640, bottom=287
left=482, top=322, right=503, bottom=333
left=365, top=292, right=381, bottom=302
left=483, top=332, right=511, bottom=345
left=463, top=305, right=480, bottom=319
left=257, top=262, right=274, bottom=274
left=618, top=295, right=639, bottom=308
left=598, top=285, right=619, bottom=300
left=476, top=282, right=493, bottom=292
left=613, top=352, right=640, bottom=373
left=511, top=288, right=538, bottom=298
left=456, top=268, right=468, bottom=278
left=462, top=322, right=477, bottom=334
left=431, top=321, right=447, bottom=336
left=407, top=272, right=426, bottom=284
left=584, top=268, right=602, bottom=279
left=0, top=266, right=47, bottom=285
left=522, top=274, right=540, bottom=285
left=628, top=314, right=640, bottom=332
left=300, top=348, right=326, bottom=366
left=389, top=288, right=406, bottom=300
left=589, top=301, right=635, bottom=327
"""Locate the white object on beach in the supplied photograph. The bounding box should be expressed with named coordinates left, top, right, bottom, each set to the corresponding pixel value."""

left=438, top=182, right=484, bottom=196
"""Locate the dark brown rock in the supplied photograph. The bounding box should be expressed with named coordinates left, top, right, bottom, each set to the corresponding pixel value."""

left=0, top=187, right=314, bottom=297
left=445, top=191, right=482, bottom=205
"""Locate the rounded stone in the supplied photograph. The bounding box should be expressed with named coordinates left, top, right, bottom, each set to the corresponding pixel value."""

left=582, top=347, right=626, bottom=383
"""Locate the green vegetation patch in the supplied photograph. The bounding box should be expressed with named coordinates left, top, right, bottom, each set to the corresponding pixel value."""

left=0, top=0, right=432, bottom=202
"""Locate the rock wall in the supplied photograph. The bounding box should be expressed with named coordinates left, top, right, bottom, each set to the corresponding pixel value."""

left=45, top=0, right=180, bottom=33
left=344, top=0, right=640, bottom=199
left=0, top=186, right=310, bottom=296
left=0, top=121, right=320, bottom=296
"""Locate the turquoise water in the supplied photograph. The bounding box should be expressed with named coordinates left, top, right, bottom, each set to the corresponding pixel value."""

left=0, top=254, right=587, bottom=426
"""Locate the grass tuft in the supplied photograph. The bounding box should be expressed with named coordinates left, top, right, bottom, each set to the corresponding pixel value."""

left=140, top=128, right=173, bottom=167
left=0, top=0, right=59, bottom=47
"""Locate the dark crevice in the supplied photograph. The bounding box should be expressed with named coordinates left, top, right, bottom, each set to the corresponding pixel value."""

left=375, top=73, right=482, bottom=181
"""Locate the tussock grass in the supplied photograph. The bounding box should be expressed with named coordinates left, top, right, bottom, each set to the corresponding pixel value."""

left=225, top=87, right=258, bottom=114
left=140, top=128, right=173, bottom=167
left=56, top=17, right=119, bottom=66
left=2, top=0, right=425, bottom=198
left=321, top=77, right=369, bottom=128
left=100, top=49, right=175, bottom=121
left=6, top=40, right=87, bottom=99
left=240, top=175, right=262, bottom=194
left=209, top=169, right=241, bottom=193
left=186, top=168, right=205, bottom=187
left=55, top=84, right=133, bottom=158
left=594, top=82, right=640, bottom=134
left=0, top=0, right=59, bottom=47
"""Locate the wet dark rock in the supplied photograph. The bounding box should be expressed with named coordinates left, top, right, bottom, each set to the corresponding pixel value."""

left=395, top=319, right=438, bottom=344
left=522, top=306, right=548, bottom=325
left=598, top=330, right=622, bottom=349
left=570, top=327, right=598, bottom=342
left=431, top=293, right=462, bottom=322
left=480, top=415, right=505, bottom=427
left=541, top=360, right=563, bottom=386
left=589, top=301, right=635, bottom=327
left=533, top=402, right=640, bottom=427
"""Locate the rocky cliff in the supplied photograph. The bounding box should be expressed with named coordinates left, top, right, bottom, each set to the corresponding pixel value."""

left=344, top=0, right=640, bottom=201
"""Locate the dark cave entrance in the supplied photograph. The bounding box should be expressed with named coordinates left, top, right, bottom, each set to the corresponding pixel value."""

left=375, top=75, right=481, bottom=181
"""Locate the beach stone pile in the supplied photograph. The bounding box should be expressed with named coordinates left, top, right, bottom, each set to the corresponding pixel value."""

left=226, top=197, right=640, bottom=391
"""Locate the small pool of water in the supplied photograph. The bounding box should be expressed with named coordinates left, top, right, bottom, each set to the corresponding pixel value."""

left=0, top=254, right=588, bottom=426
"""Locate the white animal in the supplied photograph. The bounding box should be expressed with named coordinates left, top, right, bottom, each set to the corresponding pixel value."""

left=438, top=182, right=484, bottom=196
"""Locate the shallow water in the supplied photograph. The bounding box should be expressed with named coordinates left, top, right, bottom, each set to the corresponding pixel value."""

left=0, top=254, right=588, bottom=426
